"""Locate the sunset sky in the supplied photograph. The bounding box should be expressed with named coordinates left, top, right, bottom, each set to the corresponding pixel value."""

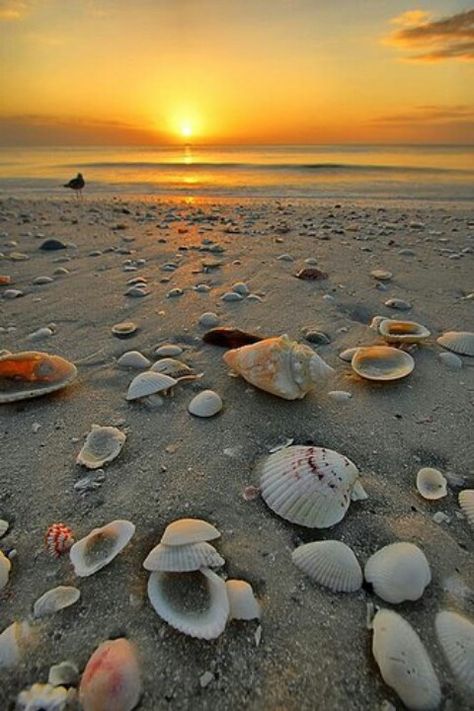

left=0, top=0, right=473, bottom=145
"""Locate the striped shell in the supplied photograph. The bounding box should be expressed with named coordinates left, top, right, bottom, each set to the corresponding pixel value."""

left=69, top=520, right=135, bottom=577
left=435, top=610, right=474, bottom=695
left=351, top=346, right=414, bottom=381
left=292, top=540, right=363, bottom=592
left=416, top=468, right=447, bottom=500
left=150, top=358, right=195, bottom=379
left=226, top=580, right=261, bottom=620
left=143, top=541, right=224, bottom=572
left=379, top=320, right=430, bottom=344
left=76, top=425, right=126, bottom=469
left=0, top=351, right=77, bottom=404
left=45, top=523, right=75, bottom=558
left=437, top=331, right=474, bottom=357
left=364, top=542, right=431, bottom=603
left=126, top=371, right=177, bottom=400
left=161, top=518, right=220, bottom=546
left=188, top=390, right=223, bottom=417
left=33, top=586, right=80, bottom=618
left=459, top=489, right=474, bottom=528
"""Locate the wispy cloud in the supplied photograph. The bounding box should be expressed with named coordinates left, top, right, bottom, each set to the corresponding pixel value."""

left=0, top=0, right=32, bottom=21
left=373, top=104, right=474, bottom=125
left=384, top=8, right=474, bottom=62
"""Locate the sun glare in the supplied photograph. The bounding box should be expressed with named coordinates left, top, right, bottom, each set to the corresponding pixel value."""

left=180, top=123, right=193, bottom=139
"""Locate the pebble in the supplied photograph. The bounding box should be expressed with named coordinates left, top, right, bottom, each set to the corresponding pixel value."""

left=194, top=284, right=211, bottom=293
left=384, top=298, right=411, bottom=310
left=433, top=511, right=450, bottom=525
left=33, top=276, right=54, bottom=285
left=199, top=672, right=214, bottom=689
left=155, top=344, right=183, bottom=357
left=166, top=288, right=183, bottom=298
left=328, top=390, right=352, bottom=401
left=27, top=327, right=54, bottom=340
left=48, top=661, right=79, bottom=687
left=199, top=312, right=220, bottom=328
left=125, top=285, right=150, bottom=297
left=40, top=239, right=66, bottom=251
left=438, top=352, right=463, bottom=370
left=221, top=291, right=243, bottom=302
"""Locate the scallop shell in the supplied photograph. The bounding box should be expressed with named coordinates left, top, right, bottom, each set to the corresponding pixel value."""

left=69, top=520, right=135, bottom=577
left=0, top=550, right=11, bottom=590
left=258, top=445, right=366, bottom=529
left=79, top=638, right=142, bottom=711
left=0, top=621, right=35, bottom=670
left=435, top=610, right=474, bottom=695
left=351, top=346, right=414, bottom=381
left=458, top=489, right=474, bottom=528
left=33, top=585, right=80, bottom=618
left=223, top=334, right=334, bottom=400
left=76, top=425, right=126, bottom=469
left=292, top=540, right=363, bottom=592
left=147, top=568, right=229, bottom=640
left=126, top=371, right=177, bottom=400
left=416, top=468, right=447, bottom=500
left=17, top=683, right=68, bottom=711
left=226, top=580, right=261, bottom=620
left=437, top=331, right=474, bottom=357
left=372, top=609, right=441, bottom=710
left=379, top=320, right=431, bottom=344
left=188, top=390, right=223, bottom=417
left=143, top=541, right=224, bottom=572
left=0, top=351, right=77, bottom=404
left=150, top=358, right=196, bottom=379
left=364, top=542, right=431, bottom=603
left=161, top=518, right=221, bottom=546
left=117, top=351, right=151, bottom=369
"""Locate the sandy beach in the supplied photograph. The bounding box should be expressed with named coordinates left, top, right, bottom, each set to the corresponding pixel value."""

left=0, top=195, right=473, bottom=710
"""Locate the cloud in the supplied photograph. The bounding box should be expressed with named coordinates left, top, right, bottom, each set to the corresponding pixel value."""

left=0, top=0, right=31, bottom=20
left=385, top=8, right=474, bottom=62
left=373, top=104, right=474, bottom=124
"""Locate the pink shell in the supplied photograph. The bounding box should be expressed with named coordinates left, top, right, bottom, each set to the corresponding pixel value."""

left=79, top=638, right=142, bottom=711
left=45, top=523, right=75, bottom=558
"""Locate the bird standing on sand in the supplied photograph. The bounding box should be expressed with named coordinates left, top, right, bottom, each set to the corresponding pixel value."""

left=63, top=173, right=85, bottom=198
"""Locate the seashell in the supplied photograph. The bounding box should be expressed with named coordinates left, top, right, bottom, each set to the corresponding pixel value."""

left=111, top=321, right=137, bottom=338
left=435, top=610, right=474, bottom=695
left=223, top=334, right=334, bottom=400
left=459, top=489, right=474, bottom=528
left=385, top=298, right=411, bottom=311
left=351, top=346, right=414, bottom=381
left=143, top=541, right=224, bottom=572
left=0, top=518, right=9, bottom=537
left=372, top=609, right=441, bottom=710
left=147, top=568, right=229, bottom=640
left=437, top=331, right=474, bottom=357
left=0, top=351, right=77, bottom=404
left=438, top=352, right=462, bottom=370
left=364, top=542, right=431, bottom=603
left=295, top=267, right=328, bottom=280
left=338, top=347, right=359, bottom=362
left=76, top=425, right=126, bottom=469
left=221, top=291, right=243, bottom=302
left=117, top=351, right=151, bottom=369
left=154, top=344, right=183, bottom=357
left=33, top=585, right=80, bottom=618
left=48, top=660, right=79, bottom=687
left=17, top=682, right=68, bottom=711
left=0, top=550, right=11, bottom=590
left=69, top=520, right=135, bottom=576
left=198, top=312, right=220, bottom=328
left=188, top=389, right=223, bottom=417
left=371, top=269, right=392, bottom=281
left=150, top=358, right=196, bottom=379
left=416, top=468, right=447, bottom=500
left=369, top=315, right=386, bottom=331
left=258, top=445, right=366, bottom=528
left=45, top=523, right=75, bottom=558
left=161, top=518, right=220, bottom=546
left=0, top=275, right=12, bottom=285
left=0, top=621, right=35, bottom=669
left=79, top=638, right=142, bottom=711
left=379, top=320, right=430, bottom=345
left=203, top=327, right=264, bottom=349
left=126, top=371, right=177, bottom=400
left=226, top=580, right=261, bottom=620
left=292, top=540, right=362, bottom=592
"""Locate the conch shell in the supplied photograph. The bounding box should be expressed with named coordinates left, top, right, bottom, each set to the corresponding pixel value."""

left=223, top=334, right=333, bottom=400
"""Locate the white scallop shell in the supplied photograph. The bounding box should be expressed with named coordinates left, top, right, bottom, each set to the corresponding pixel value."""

left=17, top=683, right=68, bottom=711
left=188, top=390, right=223, bottom=417
left=161, top=518, right=221, bottom=546
left=143, top=541, right=224, bottom=572
left=416, top=468, right=447, bottom=500
left=0, top=550, right=11, bottom=590
left=292, top=540, right=363, bottom=592
left=76, top=425, right=126, bottom=469
left=126, top=371, right=177, bottom=400
left=364, top=542, right=431, bottom=603
left=150, top=358, right=195, bottom=379
left=372, top=609, right=441, bottom=710
left=69, top=520, right=135, bottom=576
left=226, top=580, right=261, bottom=620
left=147, top=568, right=229, bottom=639
left=459, top=489, right=474, bottom=528
left=379, top=320, right=431, bottom=344
left=435, top=610, right=474, bottom=695
left=437, top=331, right=474, bottom=356
left=0, top=621, right=35, bottom=670
left=33, top=585, right=80, bottom=618
left=117, top=351, right=151, bottom=369
left=258, top=445, right=366, bottom=528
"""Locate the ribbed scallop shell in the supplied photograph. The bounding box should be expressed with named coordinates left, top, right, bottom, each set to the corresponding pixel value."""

left=79, top=638, right=142, bottom=711
left=372, top=609, right=441, bottom=710
left=126, top=372, right=177, bottom=400
left=258, top=445, right=365, bottom=528
left=76, top=425, right=126, bottom=469
left=416, top=468, right=447, bottom=500
left=226, top=580, right=261, bottom=620
left=188, top=390, right=223, bottom=417
left=459, top=490, right=474, bottom=528
left=161, top=518, right=220, bottom=546
left=17, top=683, right=68, bottom=711
left=150, top=358, right=195, bottom=379
left=0, top=351, right=77, bottom=404
left=292, top=540, right=363, bottom=592
left=69, top=520, right=135, bottom=576
left=351, top=346, right=414, bottom=381
left=147, top=568, right=229, bottom=639
left=379, top=320, right=431, bottom=344
left=437, top=331, right=474, bottom=356
left=435, top=610, right=474, bottom=695
left=0, top=551, right=11, bottom=590
left=143, top=541, right=224, bottom=572
left=364, top=542, right=431, bottom=603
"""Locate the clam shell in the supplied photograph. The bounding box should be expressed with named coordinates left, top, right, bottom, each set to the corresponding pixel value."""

left=111, top=321, right=137, bottom=338
left=33, top=585, right=80, bottom=618
left=226, top=580, right=261, bottom=620
left=48, top=660, right=79, bottom=687
left=292, top=540, right=363, bottom=592
left=161, top=518, right=221, bottom=546
left=0, top=351, right=77, bottom=404
left=0, top=621, right=35, bottom=670
left=364, top=542, right=431, bottom=603
left=147, top=568, right=229, bottom=639
left=379, top=320, right=431, bottom=344
left=351, top=346, right=414, bottom=381
left=143, top=541, right=224, bottom=572
left=79, top=638, right=142, bottom=711
left=117, top=351, right=151, bottom=369
left=338, top=347, right=359, bottom=362
left=188, top=389, right=223, bottom=417
left=258, top=445, right=365, bottom=529
left=150, top=358, right=195, bottom=379
left=459, top=489, right=474, bottom=528
left=372, top=609, right=441, bottom=710
left=69, top=520, right=135, bottom=576
left=435, top=610, right=474, bottom=695
left=437, top=331, right=474, bottom=357
left=416, top=468, right=447, bottom=500
left=0, top=550, right=11, bottom=590
left=17, top=683, right=68, bottom=711
left=76, top=425, right=126, bottom=469
left=126, top=371, right=177, bottom=400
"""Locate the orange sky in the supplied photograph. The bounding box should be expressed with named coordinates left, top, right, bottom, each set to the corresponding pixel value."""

left=0, top=1, right=473, bottom=144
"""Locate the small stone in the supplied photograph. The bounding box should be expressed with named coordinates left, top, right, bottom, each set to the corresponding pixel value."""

left=0, top=520, right=9, bottom=538
left=40, top=239, right=66, bottom=251
left=3, top=289, right=23, bottom=299
left=199, top=672, right=214, bottom=688
left=438, top=352, right=463, bottom=370
left=199, top=312, right=220, bottom=328
left=221, top=291, right=243, bottom=302
left=27, top=327, right=54, bottom=340
left=48, top=660, right=79, bottom=687
left=328, top=390, right=352, bottom=401
left=33, top=276, right=54, bottom=285
left=384, top=298, right=411, bottom=311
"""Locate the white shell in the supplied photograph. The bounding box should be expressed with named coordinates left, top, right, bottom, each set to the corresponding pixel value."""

left=435, top=610, right=474, bottom=695
left=226, top=580, right=261, bottom=620
left=33, top=585, right=80, bottom=618
left=76, top=425, right=126, bottom=469
left=364, top=542, right=431, bottom=603
left=338, top=347, right=359, bottom=362
left=459, top=489, right=474, bottom=528
left=188, top=390, right=222, bottom=417
left=437, top=331, right=474, bottom=356
left=161, top=518, right=221, bottom=546
left=372, top=609, right=441, bottom=710
left=48, top=660, right=79, bottom=687
left=292, top=540, right=363, bottom=592
left=379, top=319, right=431, bottom=344
left=147, top=568, right=229, bottom=639
left=258, top=445, right=366, bottom=528
left=143, top=541, right=224, bottom=572
left=117, top=351, right=151, bottom=369
left=17, top=683, right=68, bottom=711
left=0, top=621, right=35, bottom=669
left=0, top=518, right=9, bottom=537
left=416, top=468, right=447, bottom=500
left=126, top=371, right=177, bottom=400
left=0, top=550, right=11, bottom=590
left=150, top=358, right=195, bottom=379
left=69, top=520, right=135, bottom=576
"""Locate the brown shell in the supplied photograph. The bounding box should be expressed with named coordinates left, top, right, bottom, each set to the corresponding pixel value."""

left=351, top=346, right=414, bottom=381
left=203, top=328, right=264, bottom=349
left=0, top=351, right=77, bottom=403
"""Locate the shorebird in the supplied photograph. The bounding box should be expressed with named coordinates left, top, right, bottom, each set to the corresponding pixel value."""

left=63, top=172, right=85, bottom=198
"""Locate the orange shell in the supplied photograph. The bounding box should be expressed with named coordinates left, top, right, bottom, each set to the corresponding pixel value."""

left=0, top=351, right=77, bottom=403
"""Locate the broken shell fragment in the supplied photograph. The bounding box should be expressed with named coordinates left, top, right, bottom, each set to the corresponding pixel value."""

left=416, top=468, right=447, bottom=500
left=351, top=346, right=414, bottom=381
left=126, top=371, right=177, bottom=400
left=203, top=327, right=264, bottom=349
left=292, top=540, right=363, bottom=592
left=0, top=351, right=77, bottom=404
left=150, top=358, right=196, bottom=379
left=79, top=638, right=142, bottom=711
left=161, top=518, right=220, bottom=546
left=226, top=580, right=261, bottom=620
left=295, top=267, right=328, bottom=280
left=17, top=683, right=69, bottom=711
left=76, top=425, right=126, bottom=469
left=143, top=541, right=224, bottom=572
left=0, top=550, right=11, bottom=590
left=435, top=610, right=474, bottom=696
left=459, top=489, right=474, bottom=528
left=378, top=320, right=430, bottom=345
left=48, top=660, right=79, bottom=687
left=188, top=389, right=222, bottom=417
left=437, top=331, right=474, bottom=357
left=33, top=586, right=80, bottom=618
left=338, top=347, right=359, bottom=362
left=69, top=520, right=135, bottom=576
left=364, top=542, right=431, bottom=603
left=0, top=621, right=36, bottom=670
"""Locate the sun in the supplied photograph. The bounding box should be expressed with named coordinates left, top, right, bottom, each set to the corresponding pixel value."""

left=180, top=123, right=193, bottom=139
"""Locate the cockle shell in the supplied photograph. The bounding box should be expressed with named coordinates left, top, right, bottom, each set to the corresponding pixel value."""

left=143, top=541, right=224, bottom=572
left=223, top=334, right=334, bottom=400
left=33, top=586, right=80, bottom=618
left=0, top=621, right=35, bottom=670
left=0, top=351, right=77, bottom=404
left=76, top=425, right=126, bottom=469
left=17, top=683, right=69, bottom=711
left=147, top=568, right=229, bottom=640
left=292, top=540, right=363, bottom=592
left=435, top=610, right=474, bottom=695
left=0, top=550, right=11, bottom=590
left=416, top=468, right=447, bottom=500
left=351, top=346, right=414, bottom=381
left=458, top=489, right=474, bottom=528
left=161, top=518, right=220, bottom=546
left=69, top=520, right=135, bottom=576
left=379, top=320, right=431, bottom=344
left=258, top=445, right=366, bottom=529
left=79, top=638, right=142, bottom=711
left=226, top=580, right=261, bottom=620
left=372, top=609, right=441, bottom=710
left=150, top=358, right=196, bottom=379
left=188, top=389, right=223, bottom=417
left=117, top=351, right=151, bottom=369
left=437, top=331, right=474, bottom=357
left=126, top=371, right=177, bottom=400
left=45, top=523, right=74, bottom=558
left=364, top=542, right=431, bottom=603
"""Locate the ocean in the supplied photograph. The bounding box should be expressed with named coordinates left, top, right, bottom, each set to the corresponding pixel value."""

left=0, top=144, right=473, bottom=201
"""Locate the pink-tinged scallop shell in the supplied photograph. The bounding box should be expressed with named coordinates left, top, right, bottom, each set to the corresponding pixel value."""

left=0, top=351, right=77, bottom=404
left=79, top=638, right=142, bottom=711
left=45, top=523, right=75, bottom=558
left=292, top=540, right=363, bottom=592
